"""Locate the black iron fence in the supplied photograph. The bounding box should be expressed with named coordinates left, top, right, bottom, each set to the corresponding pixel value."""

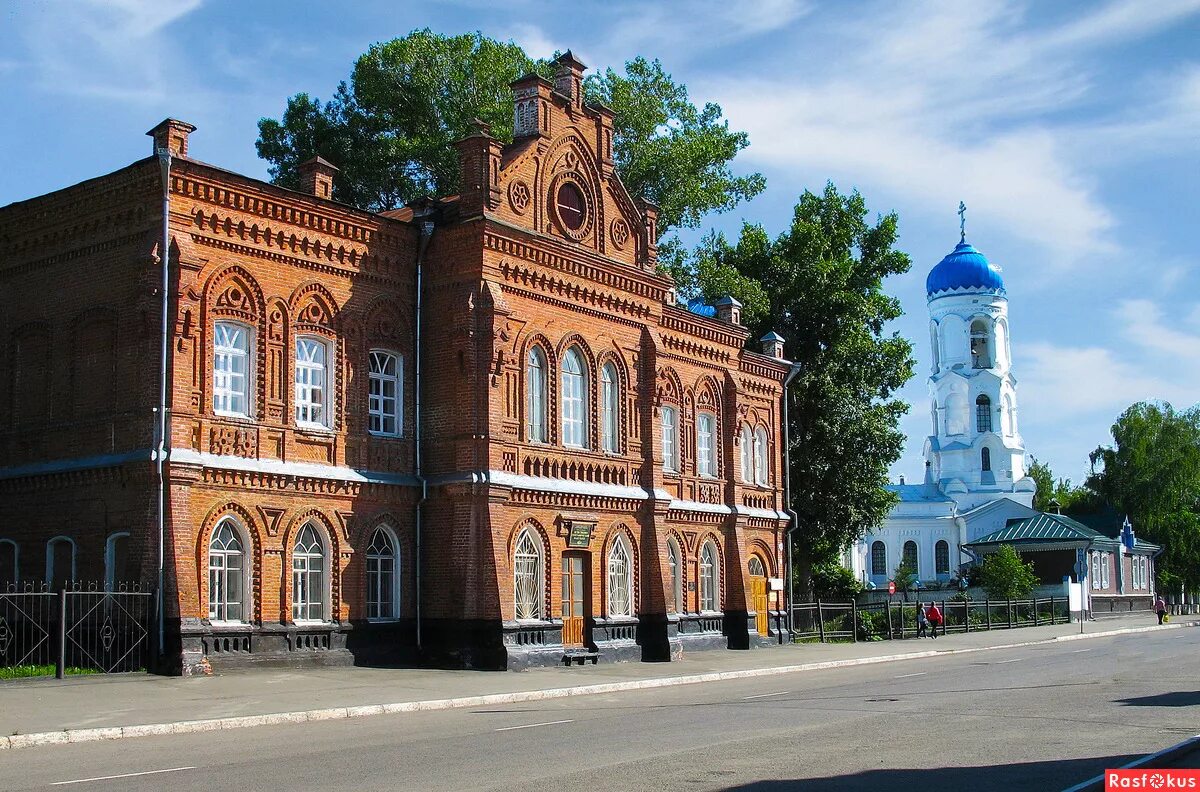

left=0, top=583, right=153, bottom=679
left=792, top=597, right=1070, bottom=643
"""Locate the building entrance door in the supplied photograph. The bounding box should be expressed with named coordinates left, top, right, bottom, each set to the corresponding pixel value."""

left=562, top=553, right=589, bottom=647
left=749, top=557, right=769, bottom=637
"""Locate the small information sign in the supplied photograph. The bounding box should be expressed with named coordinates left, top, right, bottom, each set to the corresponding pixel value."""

left=566, top=522, right=594, bottom=548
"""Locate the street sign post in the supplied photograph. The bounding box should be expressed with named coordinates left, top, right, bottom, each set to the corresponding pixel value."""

left=888, top=581, right=896, bottom=596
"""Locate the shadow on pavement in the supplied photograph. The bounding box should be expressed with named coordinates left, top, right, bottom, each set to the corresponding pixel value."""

left=718, top=754, right=1138, bottom=791
left=1115, top=691, right=1200, bottom=707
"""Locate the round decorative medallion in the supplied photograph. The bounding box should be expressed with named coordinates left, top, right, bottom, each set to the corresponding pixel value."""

left=610, top=218, right=630, bottom=250
left=556, top=183, right=586, bottom=231
left=508, top=180, right=531, bottom=215
left=547, top=173, right=593, bottom=241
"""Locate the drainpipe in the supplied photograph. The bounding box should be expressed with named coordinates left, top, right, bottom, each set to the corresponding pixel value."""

left=412, top=216, right=435, bottom=652
left=781, top=361, right=802, bottom=639
left=154, top=147, right=172, bottom=661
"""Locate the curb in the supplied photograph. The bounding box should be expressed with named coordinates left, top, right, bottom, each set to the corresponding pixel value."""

left=1062, top=734, right=1200, bottom=791
left=3, top=620, right=1196, bottom=751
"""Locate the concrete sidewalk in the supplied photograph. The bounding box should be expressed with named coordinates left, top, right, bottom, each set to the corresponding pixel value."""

left=0, top=613, right=1191, bottom=749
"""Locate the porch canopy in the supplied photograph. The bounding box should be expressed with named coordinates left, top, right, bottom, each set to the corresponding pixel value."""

left=964, top=513, right=1120, bottom=584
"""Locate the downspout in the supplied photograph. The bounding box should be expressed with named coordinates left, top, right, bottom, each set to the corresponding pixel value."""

left=781, top=361, right=802, bottom=640
left=154, top=147, right=172, bottom=661
left=412, top=216, right=435, bottom=652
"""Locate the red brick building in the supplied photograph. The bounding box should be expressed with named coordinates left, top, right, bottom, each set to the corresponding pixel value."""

left=0, top=54, right=792, bottom=672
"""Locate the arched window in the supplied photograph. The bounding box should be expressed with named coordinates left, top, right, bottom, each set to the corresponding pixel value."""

left=607, top=535, right=633, bottom=617
left=105, top=532, right=131, bottom=591
left=561, top=347, right=586, bottom=447
left=699, top=541, right=719, bottom=612
left=368, top=350, right=402, bottom=436
left=667, top=537, right=682, bottom=614
left=213, top=321, right=251, bottom=416
left=526, top=347, right=547, bottom=443
left=871, top=541, right=887, bottom=577
left=661, top=406, right=679, bottom=473
left=981, top=447, right=992, bottom=472
left=902, top=540, right=918, bottom=575
left=46, top=537, right=75, bottom=590
left=740, top=424, right=754, bottom=483
left=1091, top=552, right=1100, bottom=589
left=1101, top=552, right=1110, bottom=588
left=366, top=526, right=399, bottom=620
left=748, top=556, right=766, bottom=577
left=697, top=412, right=717, bottom=477
left=295, top=337, right=330, bottom=428
left=976, top=395, right=992, bottom=433
left=208, top=519, right=245, bottom=622
left=292, top=523, right=327, bottom=622
left=935, top=540, right=950, bottom=575
left=513, top=528, right=543, bottom=620
left=970, top=319, right=991, bottom=369
left=601, top=363, right=619, bottom=454
left=754, top=426, right=769, bottom=486
left=0, top=540, right=17, bottom=587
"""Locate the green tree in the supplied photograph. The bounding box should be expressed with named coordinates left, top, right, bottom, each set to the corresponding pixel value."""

left=978, top=544, right=1039, bottom=600
left=256, top=30, right=763, bottom=238
left=892, top=560, right=918, bottom=602
left=684, top=184, right=915, bottom=596
left=1087, top=402, right=1200, bottom=592
left=1026, top=455, right=1099, bottom=513
left=811, top=563, right=863, bottom=601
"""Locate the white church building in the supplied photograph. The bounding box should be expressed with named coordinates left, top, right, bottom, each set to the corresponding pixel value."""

left=848, top=231, right=1037, bottom=588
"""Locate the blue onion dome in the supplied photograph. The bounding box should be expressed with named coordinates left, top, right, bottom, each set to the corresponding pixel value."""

left=926, top=241, right=1005, bottom=297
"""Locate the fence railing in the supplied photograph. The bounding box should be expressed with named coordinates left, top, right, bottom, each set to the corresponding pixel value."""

left=0, top=583, right=153, bottom=679
left=792, top=596, right=1070, bottom=643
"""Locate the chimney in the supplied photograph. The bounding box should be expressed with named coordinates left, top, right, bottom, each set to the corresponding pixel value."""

left=511, top=73, right=553, bottom=139
left=455, top=119, right=503, bottom=215
left=553, top=50, right=586, bottom=109
left=146, top=118, right=196, bottom=158
left=298, top=156, right=338, bottom=200
left=592, top=101, right=615, bottom=178
left=760, top=330, right=785, bottom=358
left=637, top=197, right=658, bottom=270
left=714, top=296, right=743, bottom=326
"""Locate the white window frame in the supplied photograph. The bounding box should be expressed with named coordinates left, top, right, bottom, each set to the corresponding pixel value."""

left=667, top=537, right=682, bottom=614
left=45, top=536, right=76, bottom=589
left=292, top=523, right=328, bottom=623
left=561, top=347, right=587, bottom=448
left=208, top=518, right=247, bottom=623
left=104, top=531, right=131, bottom=592
left=697, top=412, right=717, bottom=478
left=213, top=321, right=252, bottom=417
left=366, top=525, right=400, bottom=621
left=527, top=347, right=547, bottom=443
left=662, top=406, right=679, bottom=473
left=513, top=528, right=543, bottom=621
left=295, top=336, right=331, bottom=429
left=740, top=424, right=754, bottom=483
left=1091, top=552, right=1101, bottom=590
left=0, top=539, right=18, bottom=586
left=1101, top=552, right=1110, bottom=589
left=748, top=556, right=766, bottom=578
left=753, top=426, right=769, bottom=486
left=699, top=541, right=720, bottom=613
left=607, top=535, right=634, bottom=618
left=601, top=363, right=619, bottom=454
left=368, top=350, right=402, bottom=437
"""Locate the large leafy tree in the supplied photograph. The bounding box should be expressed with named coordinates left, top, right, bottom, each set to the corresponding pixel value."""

left=1087, top=402, right=1200, bottom=593
left=979, top=544, right=1039, bottom=600
left=256, top=30, right=763, bottom=238
left=683, top=184, right=915, bottom=596
left=1026, top=455, right=1098, bottom=514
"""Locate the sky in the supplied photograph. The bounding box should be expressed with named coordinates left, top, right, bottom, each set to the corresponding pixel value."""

left=1, top=0, right=1198, bottom=485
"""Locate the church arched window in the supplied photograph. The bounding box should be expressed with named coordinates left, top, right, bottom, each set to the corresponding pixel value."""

left=975, top=395, right=992, bottom=433
left=970, top=319, right=991, bottom=369
left=902, top=540, right=918, bottom=575
left=871, top=541, right=886, bottom=577
left=981, top=447, right=992, bottom=472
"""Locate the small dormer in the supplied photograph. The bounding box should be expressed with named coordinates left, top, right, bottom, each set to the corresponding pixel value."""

left=714, top=296, right=742, bottom=326
left=760, top=331, right=785, bottom=359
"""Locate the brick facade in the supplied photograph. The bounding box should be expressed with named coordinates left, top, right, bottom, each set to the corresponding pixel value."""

left=0, top=55, right=791, bottom=672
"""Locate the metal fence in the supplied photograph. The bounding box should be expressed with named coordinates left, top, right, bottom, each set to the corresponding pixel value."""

left=0, top=583, right=153, bottom=678
left=792, top=597, right=1070, bottom=643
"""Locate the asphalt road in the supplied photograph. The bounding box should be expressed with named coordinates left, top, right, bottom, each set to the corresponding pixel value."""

left=1, top=629, right=1197, bottom=792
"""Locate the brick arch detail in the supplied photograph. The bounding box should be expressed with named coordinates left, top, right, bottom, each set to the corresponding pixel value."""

left=520, top=334, right=558, bottom=445
left=697, top=532, right=725, bottom=611
left=555, top=333, right=598, bottom=449
left=195, top=501, right=265, bottom=624
left=601, top=522, right=639, bottom=616
left=507, top=516, right=552, bottom=621
left=595, top=349, right=630, bottom=454
left=747, top=539, right=776, bottom=578
left=281, top=509, right=342, bottom=623
left=664, top=528, right=689, bottom=613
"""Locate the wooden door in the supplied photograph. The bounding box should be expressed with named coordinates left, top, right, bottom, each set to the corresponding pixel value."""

left=561, top=553, right=588, bottom=647
left=751, top=576, right=769, bottom=637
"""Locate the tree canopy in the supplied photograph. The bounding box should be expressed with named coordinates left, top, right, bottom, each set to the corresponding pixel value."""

left=1026, top=456, right=1098, bottom=514
left=681, top=184, right=915, bottom=593
left=978, top=544, right=1039, bottom=600
left=1087, top=402, right=1200, bottom=593
left=256, top=29, right=763, bottom=239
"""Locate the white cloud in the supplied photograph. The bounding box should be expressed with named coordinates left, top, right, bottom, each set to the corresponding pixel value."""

left=499, top=23, right=561, bottom=61
left=1117, top=299, right=1200, bottom=363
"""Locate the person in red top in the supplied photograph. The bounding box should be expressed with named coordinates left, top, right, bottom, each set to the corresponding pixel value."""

left=926, top=602, right=943, bottom=639
left=1155, top=596, right=1167, bottom=625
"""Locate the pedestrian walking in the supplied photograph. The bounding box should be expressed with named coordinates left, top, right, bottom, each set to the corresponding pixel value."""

left=916, top=602, right=929, bottom=638
left=927, top=602, right=943, bottom=639
left=1155, top=596, right=1167, bottom=625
